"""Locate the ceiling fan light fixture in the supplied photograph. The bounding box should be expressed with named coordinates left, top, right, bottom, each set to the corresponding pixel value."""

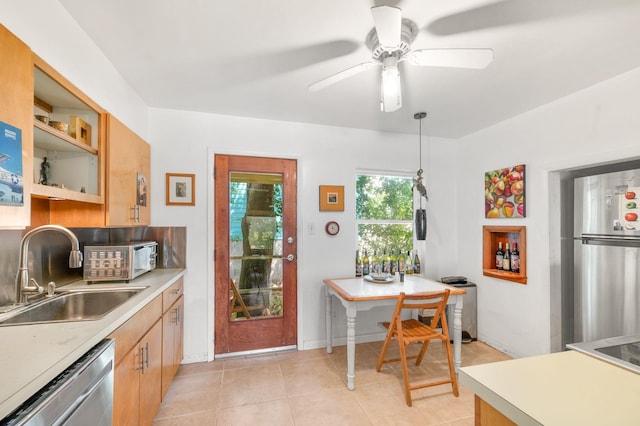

left=380, top=57, right=401, bottom=112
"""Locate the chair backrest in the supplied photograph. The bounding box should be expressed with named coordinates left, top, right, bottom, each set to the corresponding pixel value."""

left=392, top=290, right=451, bottom=334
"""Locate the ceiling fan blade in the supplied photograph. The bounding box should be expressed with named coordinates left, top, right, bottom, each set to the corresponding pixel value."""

left=407, top=48, right=494, bottom=69
left=308, top=62, right=376, bottom=92
left=426, top=0, right=619, bottom=36
left=371, top=5, right=402, bottom=49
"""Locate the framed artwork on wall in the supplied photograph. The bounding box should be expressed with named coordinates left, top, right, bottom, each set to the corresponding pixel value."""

left=485, top=164, right=525, bottom=218
left=166, top=173, right=195, bottom=206
left=319, top=185, right=344, bottom=211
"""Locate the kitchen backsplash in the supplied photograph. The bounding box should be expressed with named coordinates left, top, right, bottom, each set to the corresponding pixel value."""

left=0, top=226, right=186, bottom=307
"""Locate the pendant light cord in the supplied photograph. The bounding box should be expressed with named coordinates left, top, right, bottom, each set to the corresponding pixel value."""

left=414, top=112, right=427, bottom=209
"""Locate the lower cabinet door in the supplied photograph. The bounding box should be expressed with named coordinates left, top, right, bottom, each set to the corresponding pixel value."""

left=162, top=296, right=184, bottom=399
left=113, top=346, right=141, bottom=426
left=139, top=320, right=163, bottom=426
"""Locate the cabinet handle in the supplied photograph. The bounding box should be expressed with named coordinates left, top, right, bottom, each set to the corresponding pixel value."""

left=144, top=342, right=150, bottom=371
left=172, top=307, right=180, bottom=325
left=136, top=347, right=145, bottom=372
left=172, top=287, right=182, bottom=296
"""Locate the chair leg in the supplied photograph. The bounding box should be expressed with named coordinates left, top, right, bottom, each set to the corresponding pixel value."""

left=376, top=328, right=394, bottom=372
left=415, top=340, right=431, bottom=365
left=444, top=339, right=459, bottom=397
left=399, top=341, right=413, bottom=407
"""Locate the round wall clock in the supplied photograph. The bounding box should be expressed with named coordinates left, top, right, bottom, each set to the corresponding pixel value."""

left=325, top=221, right=340, bottom=236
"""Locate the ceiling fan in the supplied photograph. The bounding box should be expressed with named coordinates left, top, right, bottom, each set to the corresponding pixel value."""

left=308, top=5, right=493, bottom=112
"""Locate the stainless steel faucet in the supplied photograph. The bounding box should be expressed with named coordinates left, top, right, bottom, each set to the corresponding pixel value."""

left=15, top=225, right=83, bottom=304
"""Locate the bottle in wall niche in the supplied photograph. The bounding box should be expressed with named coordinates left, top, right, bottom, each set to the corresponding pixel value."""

left=405, top=250, right=413, bottom=275
left=511, top=243, right=520, bottom=273
left=390, top=249, right=397, bottom=275
left=503, top=243, right=511, bottom=272
left=371, top=250, right=380, bottom=274
left=362, top=250, right=370, bottom=276
left=495, top=242, right=504, bottom=270
left=355, top=250, right=363, bottom=277
left=382, top=249, right=390, bottom=273
left=413, top=251, right=421, bottom=275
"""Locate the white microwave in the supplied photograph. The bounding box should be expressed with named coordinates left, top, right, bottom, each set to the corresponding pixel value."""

left=83, top=241, right=157, bottom=282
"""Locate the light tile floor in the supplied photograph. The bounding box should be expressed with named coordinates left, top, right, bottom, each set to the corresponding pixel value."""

left=153, top=340, right=511, bottom=425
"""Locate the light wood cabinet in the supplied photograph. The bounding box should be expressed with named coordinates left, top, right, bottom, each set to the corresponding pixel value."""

left=161, top=278, right=184, bottom=398
left=0, top=25, right=33, bottom=228
left=30, top=55, right=107, bottom=227
left=106, top=115, right=150, bottom=226
left=110, top=295, right=163, bottom=426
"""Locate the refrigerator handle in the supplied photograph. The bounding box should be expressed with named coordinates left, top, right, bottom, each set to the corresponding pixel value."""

left=577, top=236, right=640, bottom=247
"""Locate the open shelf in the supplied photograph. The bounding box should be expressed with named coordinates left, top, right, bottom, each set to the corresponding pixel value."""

left=482, top=225, right=527, bottom=284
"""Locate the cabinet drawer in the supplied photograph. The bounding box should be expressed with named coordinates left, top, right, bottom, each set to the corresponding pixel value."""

left=109, top=294, right=162, bottom=363
left=162, top=277, right=184, bottom=313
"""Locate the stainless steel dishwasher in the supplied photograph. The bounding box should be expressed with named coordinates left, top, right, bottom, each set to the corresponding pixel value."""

left=1, top=339, right=115, bottom=426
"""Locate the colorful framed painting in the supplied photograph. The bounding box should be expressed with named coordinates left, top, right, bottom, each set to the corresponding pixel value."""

left=485, top=164, right=525, bottom=218
left=319, top=185, right=344, bottom=211
left=166, top=173, right=195, bottom=206
left=0, top=121, right=24, bottom=206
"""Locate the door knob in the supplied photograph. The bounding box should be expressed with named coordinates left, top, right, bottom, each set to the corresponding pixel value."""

left=286, top=254, right=295, bottom=262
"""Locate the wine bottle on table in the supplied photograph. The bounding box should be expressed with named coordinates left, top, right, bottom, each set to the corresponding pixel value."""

left=362, top=250, right=370, bottom=276
left=405, top=250, right=413, bottom=275
left=503, top=243, right=511, bottom=272
left=397, top=251, right=405, bottom=273
left=372, top=250, right=380, bottom=274
left=495, top=242, right=504, bottom=270
left=390, top=249, right=397, bottom=275
left=511, top=243, right=520, bottom=273
left=355, top=250, right=363, bottom=277
left=413, top=251, right=421, bottom=275
left=382, top=249, right=390, bottom=273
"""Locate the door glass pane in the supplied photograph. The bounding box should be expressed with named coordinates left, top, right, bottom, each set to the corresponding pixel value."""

left=229, top=172, right=283, bottom=320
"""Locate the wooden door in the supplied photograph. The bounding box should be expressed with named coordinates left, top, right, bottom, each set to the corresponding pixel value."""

left=106, top=115, right=150, bottom=225
left=0, top=25, right=32, bottom=227
left=214, top=155, right=298, bottom=354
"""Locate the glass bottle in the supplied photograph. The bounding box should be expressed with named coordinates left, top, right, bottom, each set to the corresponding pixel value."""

left=495, top=242, right=504, bottom=270
left=355, top=250, right=363, bottom=277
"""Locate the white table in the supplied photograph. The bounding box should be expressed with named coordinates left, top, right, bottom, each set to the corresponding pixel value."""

left=323, top=275, right=466, bottom=390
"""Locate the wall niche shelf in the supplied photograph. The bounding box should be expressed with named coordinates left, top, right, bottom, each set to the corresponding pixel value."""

left=482, top=225, right=527, bottom=284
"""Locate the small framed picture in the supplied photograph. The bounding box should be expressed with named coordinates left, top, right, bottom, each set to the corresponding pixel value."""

left=70, top=116, right=91, bottom=146
left=319, top=185, right=344, bottom=211
left=166, top=173, right=195, bottom=206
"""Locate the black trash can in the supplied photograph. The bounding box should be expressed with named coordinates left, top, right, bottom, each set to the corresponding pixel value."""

left=445, top=282, right=477, bottom=343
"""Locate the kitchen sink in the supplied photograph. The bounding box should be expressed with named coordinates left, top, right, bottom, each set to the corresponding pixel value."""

left=0, top=287, right=147, bottom=326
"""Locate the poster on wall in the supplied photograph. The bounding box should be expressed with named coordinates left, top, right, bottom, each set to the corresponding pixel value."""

left=485, top=164, right=525, bottom=218
left=0, top=121, right=24, bottom=206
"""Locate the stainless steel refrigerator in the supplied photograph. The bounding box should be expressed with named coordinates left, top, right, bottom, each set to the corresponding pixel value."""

left=573, top=169, right=640, bottom=343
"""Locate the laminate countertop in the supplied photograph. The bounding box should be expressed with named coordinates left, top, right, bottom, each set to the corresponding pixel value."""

left=459, top=350, right=640, bottom=425
left=0, top=268, right=185, bottom=419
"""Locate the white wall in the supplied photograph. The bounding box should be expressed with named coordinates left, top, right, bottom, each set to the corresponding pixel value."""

left=455, top=67, right=640, bottom=358
left=148, top=108, right=459, bottom=361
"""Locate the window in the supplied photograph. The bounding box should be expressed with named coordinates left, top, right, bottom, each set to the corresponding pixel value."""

left=356, top=173, right=413, bottom=260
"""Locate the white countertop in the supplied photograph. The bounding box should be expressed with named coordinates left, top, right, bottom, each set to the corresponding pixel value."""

left=459, top=350, right=640, bottom=426
left=0, top=268, right=185, bottom=419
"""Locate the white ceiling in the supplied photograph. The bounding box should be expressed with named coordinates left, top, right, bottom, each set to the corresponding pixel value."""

left=58, top=0, right=640, bottom=138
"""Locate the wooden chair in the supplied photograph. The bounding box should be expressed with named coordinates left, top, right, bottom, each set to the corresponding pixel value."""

left=229, top=279, right=265, bottom=319
left=376, top=290, right=459, bottom=406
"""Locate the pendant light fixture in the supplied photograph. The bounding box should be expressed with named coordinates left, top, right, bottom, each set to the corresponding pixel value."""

left=413, top=112, right=428, bottom=240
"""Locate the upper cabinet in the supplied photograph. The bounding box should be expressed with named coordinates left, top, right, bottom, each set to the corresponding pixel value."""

left=32, top=55, right=106, bottom=205
left=0, top=25, right=33, bottom=228
left=106, top=115, right=150, bottom=226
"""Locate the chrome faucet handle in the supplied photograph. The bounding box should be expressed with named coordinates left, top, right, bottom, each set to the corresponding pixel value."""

left=27, top=278, right=44, bottom=294
left=47, top=282, right=56, bottom=296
